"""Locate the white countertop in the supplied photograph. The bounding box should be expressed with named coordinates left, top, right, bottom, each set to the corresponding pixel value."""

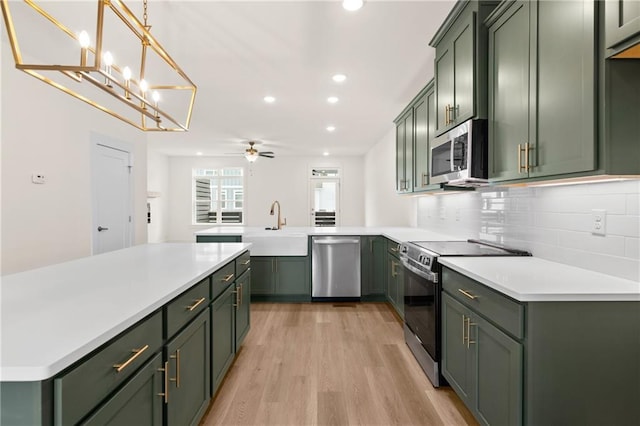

left=0, top=243, right=251, bottom=382
left=439, top=257, right=640, bottom=302
left=194, top=226, right=458, bottom=244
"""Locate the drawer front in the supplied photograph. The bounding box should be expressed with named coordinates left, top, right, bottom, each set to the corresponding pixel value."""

left=236, top=251, right=251, bottom=278
left=54, top=311, right=163, bottom=426
left=166, top=276, right=210, bottom=338
left=211, top=262, right=236, bottom=300
left=442, top=267, right=524, bottom=339
left=387, top=239, right=401, bottom=257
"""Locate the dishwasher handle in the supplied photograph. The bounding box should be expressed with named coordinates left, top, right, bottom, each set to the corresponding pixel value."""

left=313, top=238, right=360, bottom=245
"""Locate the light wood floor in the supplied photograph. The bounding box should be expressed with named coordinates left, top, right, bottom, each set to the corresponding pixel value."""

left=201, top=303, right=478, bottom=426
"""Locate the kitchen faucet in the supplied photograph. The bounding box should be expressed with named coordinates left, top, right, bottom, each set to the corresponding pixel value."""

left=269, top=200, right=286, bottom=230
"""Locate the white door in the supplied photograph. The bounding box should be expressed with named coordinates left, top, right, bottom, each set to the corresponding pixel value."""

left=309, top=178, right=340, bottom=227
left=92, top=144, right=132, bottom=254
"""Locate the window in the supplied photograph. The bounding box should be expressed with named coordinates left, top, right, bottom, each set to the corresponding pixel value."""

left=193, top=168, right=244, bottom=224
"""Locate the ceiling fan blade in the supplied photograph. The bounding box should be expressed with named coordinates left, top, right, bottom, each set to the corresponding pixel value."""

left=259, top=152, right=275, bottom=158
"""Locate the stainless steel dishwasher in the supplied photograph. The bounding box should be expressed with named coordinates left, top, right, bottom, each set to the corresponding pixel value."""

left=311, top=236, right=361, bottom=299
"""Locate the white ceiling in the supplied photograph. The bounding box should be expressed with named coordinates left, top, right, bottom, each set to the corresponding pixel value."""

left=9, top=0, right=457, bottom=157
left=143, top=1, right=457, bottom=157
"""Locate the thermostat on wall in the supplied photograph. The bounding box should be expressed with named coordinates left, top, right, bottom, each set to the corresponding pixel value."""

left=31, top=173, right=46, bottom=184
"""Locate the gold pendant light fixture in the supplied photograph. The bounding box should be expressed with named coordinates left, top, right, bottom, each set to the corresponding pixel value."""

left=1, top=0, right=197, bottom=131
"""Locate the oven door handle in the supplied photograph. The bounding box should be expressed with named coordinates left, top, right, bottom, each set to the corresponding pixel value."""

left=400, top=258, right=439, bottom=283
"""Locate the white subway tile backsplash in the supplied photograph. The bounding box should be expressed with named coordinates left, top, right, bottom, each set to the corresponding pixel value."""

left=417, top=180, right=640, bottom=281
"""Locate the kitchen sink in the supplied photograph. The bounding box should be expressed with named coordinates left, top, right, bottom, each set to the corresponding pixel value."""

left=242, top=232, right=308, bottom=256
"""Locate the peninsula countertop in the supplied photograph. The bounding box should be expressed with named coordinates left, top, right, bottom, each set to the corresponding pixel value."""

left=439, top=256, right=640, bottom=302
left=194, top=226, right=458, bottom=244
left=0, top=243, right=251, bottom=382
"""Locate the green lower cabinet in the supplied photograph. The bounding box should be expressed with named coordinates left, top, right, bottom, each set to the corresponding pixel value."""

left=165, top=309, right=210, bottom=426
left=361, top=236, right=386, bottom=300
left=386, top=250, right=404, bottom=318
left=210, top=284, right=236, bottom=396
left=82, top=354, right=163, bottom=426
left=442, top=293, right=522, bottom=426
left=235, top=269, right=251, bottom=349
left=250, top=256, right=310, bottom=301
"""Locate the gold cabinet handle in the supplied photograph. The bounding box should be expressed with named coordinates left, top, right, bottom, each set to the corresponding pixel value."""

left=422, top=173, right=428, bottom=187
left=186, top=297, right=206, bottom=312
left=242, top=259, right=251, bottom=266
left=462, top=315, right=467, bottom=345
left=525, top=142, right=531, bottom=172
left=466, top=317, right=476, bottom=348
left=222, top=273, right=235, bottom=282
left=239, top=283, right=243, bottom=306
left=390, top=245, right=399, bottom=253
left=518, top=144, right=523, bottom=173
left=445, top=104, right=450, bottom=125
left=113, top=344, right=149, bottom=373
left=169, top=349, right=181, bottom=388
left=232, top=289, right=239, bottom=307
left=458, top=289, right=477, bottom=300
left=157, top=361, right=169, bottom=403
left=391, top=261, right=398, bottom=277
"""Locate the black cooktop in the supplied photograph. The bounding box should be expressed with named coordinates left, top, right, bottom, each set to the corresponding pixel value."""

left=409, top=239, right=530, bottom=257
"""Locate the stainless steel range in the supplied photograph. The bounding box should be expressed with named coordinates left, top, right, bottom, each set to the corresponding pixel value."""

left=399, top=239, right=530, bottom=387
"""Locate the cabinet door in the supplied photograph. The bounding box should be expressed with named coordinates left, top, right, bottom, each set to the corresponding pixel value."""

left=531, top=0, right=595, bottom=178
left=453, top=15, right=475, bottom=124
left=235, top=269, right=251, bottom=349
left=413, top=93, right=429, bottom=191
left=249, top=257, right=275, bottom=295
left=370, top=237, right=387, bottom=295
left=426, top=86, right=436, bottom=181
left=210, top=285, right=235, bottom=395
left=396, top=119, right=406, bottom=192
left=441, top=293, right=473, bottom=407
left=403, top=112, right=414, bottom=192
left=276, top=257, right=309, bottom=295
left=488, top=0, right=531, bottom=181
left=386, top=254, right=399, bottom=308
left=82, top=354, right=163, bottom=426
left=605, top=0, right=640, bottom=49
left=435, top=46, right=455, bottom=134
left=473, top=314, right=523, bottom=426
left=165, top=310, right=210, bottom=426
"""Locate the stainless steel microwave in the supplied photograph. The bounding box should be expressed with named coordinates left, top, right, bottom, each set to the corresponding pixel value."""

left=430, top=119, right=488, bottom=186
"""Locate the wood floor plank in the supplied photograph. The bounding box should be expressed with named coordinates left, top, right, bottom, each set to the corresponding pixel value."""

left=201, top=302, right=478, bottom=426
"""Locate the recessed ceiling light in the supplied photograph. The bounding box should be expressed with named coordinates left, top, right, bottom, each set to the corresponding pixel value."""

left=327, top=96, right=339, bottom=104
left=332, top=74, right=347, bottom=83
left=326, top=126, right=336, bottom=132
left=342, top=0, right=364, bottom=11
left=323, top=152, right=330, bottom=156
left=196, top=152, right=203, bottom=156
left=263, top=96, right=276, bottom=103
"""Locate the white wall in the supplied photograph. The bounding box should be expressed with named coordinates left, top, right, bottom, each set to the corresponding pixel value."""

left=416, top=180, right=640, bottom=282
left=1, top=43, right=148, bottom=275
left=364, top=127, right=416, bottom=227
left=147, top=150, right=170, bottom=243
left=164, top=154, right=365, bottom=242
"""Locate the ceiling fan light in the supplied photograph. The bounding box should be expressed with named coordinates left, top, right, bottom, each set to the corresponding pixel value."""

left=343, top=0, right=364, bottom=11
left=245, top=151, right=259, bottom=162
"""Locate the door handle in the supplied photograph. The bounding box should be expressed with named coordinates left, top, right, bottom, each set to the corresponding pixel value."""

left=97, top=226, right=109, bottom=232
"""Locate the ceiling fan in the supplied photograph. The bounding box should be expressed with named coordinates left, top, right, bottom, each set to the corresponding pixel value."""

left=242, top=141, right=275, bottom=163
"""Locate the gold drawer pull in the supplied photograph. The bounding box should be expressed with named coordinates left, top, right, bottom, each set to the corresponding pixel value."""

left=158, top=361, right=169, bottom=403
left=113, top=344, right=149, bottom=373
left=458, top=289, right=477, bottom=300
left=242, top=259, right=251, bottom=265
left=169, top=349, right=181, bottom=388
left=222, top=273, right=235, bottom=282
left=186, top=297, right=206, bottom=311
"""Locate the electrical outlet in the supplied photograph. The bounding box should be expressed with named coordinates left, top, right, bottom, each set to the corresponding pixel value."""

left=439, top=206, right=446, bottom=220
left=591, top=209, right=606, bottom=236
left=31, top=173, right=46, bottom=184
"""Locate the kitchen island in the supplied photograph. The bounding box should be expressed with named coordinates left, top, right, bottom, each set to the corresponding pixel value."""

left=1, top=242, right=251, bottom=425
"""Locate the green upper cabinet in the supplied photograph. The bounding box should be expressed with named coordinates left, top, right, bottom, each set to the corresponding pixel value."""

left=395, top=109, right=414, bottom=193
left=487, top=0, right=596, bottom=182
left=430, top=1, right=498, bottom=136
left=413, top=81, right=436, bottom=192
left=605, top=0, right=640, bottom=57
